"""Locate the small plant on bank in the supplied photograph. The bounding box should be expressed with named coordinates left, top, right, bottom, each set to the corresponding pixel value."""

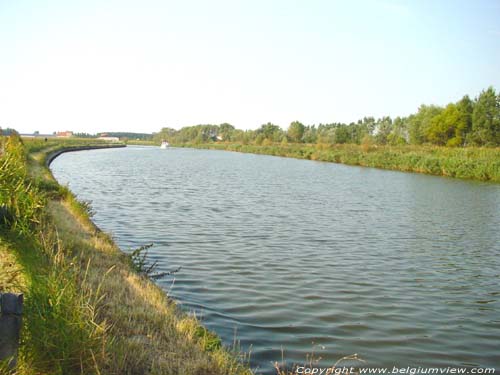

left=195, top=326, right=223, bottom=352
left=128, top=243, right=181, bottom=280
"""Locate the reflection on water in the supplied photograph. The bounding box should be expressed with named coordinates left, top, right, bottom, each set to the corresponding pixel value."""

left=51, top=146, right=500, bottom=372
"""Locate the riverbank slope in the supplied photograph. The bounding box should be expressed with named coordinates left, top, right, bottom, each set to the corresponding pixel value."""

left=176, top=142, right=500, bottom=182
left=0, top=136, right=252, bottom=375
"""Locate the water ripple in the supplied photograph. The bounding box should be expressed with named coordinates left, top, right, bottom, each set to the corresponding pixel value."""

left=51, top=146, right=500, bottom=372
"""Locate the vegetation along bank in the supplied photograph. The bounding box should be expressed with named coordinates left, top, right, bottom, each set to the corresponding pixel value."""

left=0, top=135, right=252, bottom=375
left=150, top=87, right=500, bottom=182
left=177, top=142, right=500, bottom=182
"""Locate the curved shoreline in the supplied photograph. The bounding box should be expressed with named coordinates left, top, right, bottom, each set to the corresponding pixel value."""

left=45, top=144, right=126, bottom=167
left=0, top=137, right=254, bottom=374
left=177, top=142, right=500, bottom=183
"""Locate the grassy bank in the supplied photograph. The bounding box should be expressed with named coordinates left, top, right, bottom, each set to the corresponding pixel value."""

left=125, top=140, right=157, bottom=146
left=1, top=135, right=252, bottom=375
left=176, top=142, right=500, bottom=182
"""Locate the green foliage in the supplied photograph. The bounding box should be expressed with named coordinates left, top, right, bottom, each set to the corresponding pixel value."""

left=455, top=95, right=473, bottom=145
left=426, top=103, right=459, bottom=145
left=195, top=326, right=222, bottom=352
left=20, top=237, right=107, bottom=375
left=470, top=87, right=500, bottom=145
left=408, top=105, right=444, bottom=145
left=128, top=243, right=154, bottom=274
left=333, top=125, right=351, bottom=144
left=375, top=116, right=393, bottom=145
left=0, top=134, right=108, bottom=374
left=0, top=135, right=45, bottom=235
left=149, top=87, right=499, bottom=148
left=256, top=122, right=283, bottom=142
left=287, top=121, right=305, bottom=142
left=182, top=142, right=500, bottom=182
left=12, top=87, right=496, bottom=150
left=387, top=117, right=408, bottom=145
left=0, top=136, right=254, bottom=375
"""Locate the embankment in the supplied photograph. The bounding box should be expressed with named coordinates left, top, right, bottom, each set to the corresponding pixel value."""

left=176, top=142, right=500, bottom=182
left=45, top=143, right=126, bottom=166
left=0, top=136, right=252, bottom=375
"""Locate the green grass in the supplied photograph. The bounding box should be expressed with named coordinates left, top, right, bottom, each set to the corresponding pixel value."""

left=177, top=142, right=500, bottom=182
left=22, top=137, right=110, bottom=154
left=1, top=135, right=253, bottom=375
left=125, top=139, right=157, bottom=146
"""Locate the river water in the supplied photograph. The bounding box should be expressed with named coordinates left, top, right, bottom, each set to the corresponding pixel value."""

left=51, top=146, right=500, bottom=372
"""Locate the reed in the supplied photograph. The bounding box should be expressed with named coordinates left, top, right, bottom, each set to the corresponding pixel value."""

left=178, top=142, right=500, bottom=182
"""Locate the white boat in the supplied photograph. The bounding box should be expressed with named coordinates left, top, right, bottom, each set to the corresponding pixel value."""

left=160, top=141, right=169, bottom=149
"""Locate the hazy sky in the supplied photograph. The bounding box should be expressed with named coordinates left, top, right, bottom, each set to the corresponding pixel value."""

left=1, top=0, right=499, bottom=134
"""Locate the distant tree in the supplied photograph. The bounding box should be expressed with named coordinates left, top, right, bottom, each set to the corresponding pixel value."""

left=302, top=125, right=317, bottom=143
left=408, top=105, right=443, bottom=144
left=74, top=132, right=97, bottom=138
left=470, top=87, right=500, bottom=146
left=287, top=121, right=305, bottom=142
left=333, top=125, right=351, bottom=144
left=254, top=133, right=265, bottom=145
left=242, top=130, right=253, bottom=144
left=147, top=86, right=496, bottom=148
left=388, top=117, right=408, bottom=145
left=374, top=116, right=393, bottom=145
left=425, top=103, right=459, bottom=145
left=349, top=122, right=370, bottom=144
left=358, top=117, right=376, bottom=136
left=218, top=123, right=235, bottom=141
left=454, top=95, right=473, bottom=146
left=0, top=128, right=18, bottom=136
left=257, top=123, right=283, bottom=142
left=316, top=127, right=335, bottom=145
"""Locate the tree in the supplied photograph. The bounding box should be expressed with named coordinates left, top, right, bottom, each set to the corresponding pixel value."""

left=454, top=95, right=473, bottom=146
left=470, top=87, right=500, bottom=146
left=374, top=116, right=393, bottom=145
left=361, top=117, right=377, bottom=136
left=287, top=121, right=305, bottom=142
left=388, top=117, right=408, bottom=145
left=302, top=125, right=317, bottom=143
left=218, top=123, right=235, bottom=141
left=408, top=105, right=443, bottom=144
left=257, top=123, right=283, bottom=142
left=333, top=125, right=351, bottom=144
left=425, top=103, right=459, bottom=146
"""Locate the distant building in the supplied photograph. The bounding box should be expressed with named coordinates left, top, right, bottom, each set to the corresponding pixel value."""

left=56, top=131, right=73, bottom=137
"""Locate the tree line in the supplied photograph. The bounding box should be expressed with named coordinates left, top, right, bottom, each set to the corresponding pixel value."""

left=154, top=87, right=499, bottom=147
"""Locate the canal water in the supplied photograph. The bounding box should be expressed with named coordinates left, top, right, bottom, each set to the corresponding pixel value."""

left=51, top=146, right=500, bottom=372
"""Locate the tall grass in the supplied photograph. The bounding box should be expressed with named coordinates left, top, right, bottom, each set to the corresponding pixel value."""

left=22, top=137, right=109, bottom=154
left=1, top=135, right=108, bottom=374
left=1, top=134, right=254, bottom=374
left=0, top=136, right=44, bottom=235
left=179, top=142, right=500, bottom=182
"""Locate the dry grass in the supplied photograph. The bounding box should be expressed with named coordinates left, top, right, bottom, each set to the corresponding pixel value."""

left=1, top=138, right=253, bottom=374
left=0, top=243, right=25, bottom=293
left=49, top=199, right=251, bottom=374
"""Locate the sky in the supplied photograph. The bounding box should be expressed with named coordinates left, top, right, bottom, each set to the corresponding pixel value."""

left=1, top=0, right=499, bottom=134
